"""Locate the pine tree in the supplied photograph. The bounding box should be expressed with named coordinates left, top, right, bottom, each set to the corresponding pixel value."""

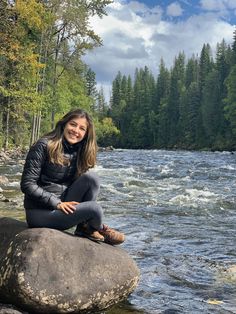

left=201, top=69, right=221, bottom=146
left=185, top=82, right=201, bottom=147
left=231, top=28, right=236, bottom=66
left=110, top=71, right=124, bottom=129
left=128, top=66, right=155, bottom=147
left=97, top=86, right=107, bottom=118
left=199, top=44, right=213, bottom=95
left=84, top=67, right=97, bottom=111
left=214, top=40, right=232, bottom=145
left=224, top=64, right=236, bottom=144
left=196, top=43, right=214, bottom=146
left=154, top=59, right=170, bottom=147
left=167, top=52, right=185, bottom=146
left=185, top=55, right=198, bottom=88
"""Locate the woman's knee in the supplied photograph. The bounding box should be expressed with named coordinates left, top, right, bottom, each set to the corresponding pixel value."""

left=76, top=201, right=103, bottom=229
left=80, top=172, right=100, bottom=190
left=75, top=201, right=103, bottom=219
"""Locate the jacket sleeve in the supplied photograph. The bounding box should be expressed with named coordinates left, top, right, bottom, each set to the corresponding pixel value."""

left=20, top=139, right=61, bottom=209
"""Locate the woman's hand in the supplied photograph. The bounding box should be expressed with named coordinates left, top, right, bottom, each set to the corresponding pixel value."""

left=57, top=201, right=79, bottom=214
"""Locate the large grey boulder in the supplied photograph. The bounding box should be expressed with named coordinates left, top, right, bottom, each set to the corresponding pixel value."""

left=0, top=217, right=139, bottom=313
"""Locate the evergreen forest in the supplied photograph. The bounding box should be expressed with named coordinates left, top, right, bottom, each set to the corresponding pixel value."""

left=109, top=32, right=236, bottom=151
left=1, top=0, right=236, bottom=151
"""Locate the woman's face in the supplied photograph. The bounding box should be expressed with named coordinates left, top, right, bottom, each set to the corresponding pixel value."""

left=63, top=117, right=88, bottom=145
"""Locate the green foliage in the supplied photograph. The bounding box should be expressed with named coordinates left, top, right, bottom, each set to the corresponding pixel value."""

left=0, top=0, right=112, bottom=148
left=224, top=65, right=236, bottom=141
left=108, top=29, right=236, bottom=150
left=96, top=86, right=108, bottom=118
left=96, top=117, right=120, bottom=147
left=201, top=69, right=221, bottom=145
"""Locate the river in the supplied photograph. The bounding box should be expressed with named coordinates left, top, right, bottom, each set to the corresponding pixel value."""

left=0, top=149, right=236, bottom=314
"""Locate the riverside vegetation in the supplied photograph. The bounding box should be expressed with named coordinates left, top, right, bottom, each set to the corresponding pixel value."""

left=1, top=1, right=236, bottom=151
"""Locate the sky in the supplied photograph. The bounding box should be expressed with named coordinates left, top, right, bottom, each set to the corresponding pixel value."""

left=83, top=0, right=236, bottom=100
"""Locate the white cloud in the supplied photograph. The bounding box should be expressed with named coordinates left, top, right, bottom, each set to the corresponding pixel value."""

left=200, top=0, right=225, bottom=11
left=107, top=1, right=123, bottom=10
left=83, top=0, right=235, bottom=100
left=150, top=13, right=234, bottom=68
left=166, top=2, right=184, bottom=17
left=200, top=0, right=236, bottom=10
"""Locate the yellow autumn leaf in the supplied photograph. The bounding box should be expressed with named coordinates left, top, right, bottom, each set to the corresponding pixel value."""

left=207, top=299, right=224, bottom=305
left=15, top=0, right=46, bottom=30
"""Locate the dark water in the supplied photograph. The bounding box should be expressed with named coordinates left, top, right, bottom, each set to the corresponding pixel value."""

left=1, top=149, right=236, bottom=314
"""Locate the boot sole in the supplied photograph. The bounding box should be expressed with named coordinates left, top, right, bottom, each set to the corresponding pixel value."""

left=74, top=231, right=104, bottom=243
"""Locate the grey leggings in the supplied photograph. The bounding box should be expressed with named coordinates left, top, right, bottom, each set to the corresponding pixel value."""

left=25, top=172, right=103, bottom=231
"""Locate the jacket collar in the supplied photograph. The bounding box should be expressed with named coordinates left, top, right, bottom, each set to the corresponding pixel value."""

left=62, top=137, right=82, bottom=154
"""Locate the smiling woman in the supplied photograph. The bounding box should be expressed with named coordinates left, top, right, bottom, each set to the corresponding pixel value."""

left=63, top=117, right=88, bottom=145
left=20, top=108, right=125, bottom=245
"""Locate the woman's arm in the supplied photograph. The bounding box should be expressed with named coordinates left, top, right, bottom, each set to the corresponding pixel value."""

left=20, top=139, right=61, bottom=209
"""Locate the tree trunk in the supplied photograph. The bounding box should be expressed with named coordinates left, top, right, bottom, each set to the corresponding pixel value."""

left=36, top=111, right=41, bottom=140
left=51, top=25, right=66, bottom=130
left=4, top=100, right=10, bottom=149
left=30, top=114, right=36, bottom=146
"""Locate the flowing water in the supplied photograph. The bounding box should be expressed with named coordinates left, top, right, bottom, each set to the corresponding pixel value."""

left=1, top=149, right=236, bottom=314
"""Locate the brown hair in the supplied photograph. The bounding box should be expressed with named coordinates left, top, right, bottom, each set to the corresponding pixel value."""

left=45, top=109, right=97, bottom=176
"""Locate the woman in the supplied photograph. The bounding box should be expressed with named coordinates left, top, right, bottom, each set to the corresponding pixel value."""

left=21, top=108, right=125, bottom=245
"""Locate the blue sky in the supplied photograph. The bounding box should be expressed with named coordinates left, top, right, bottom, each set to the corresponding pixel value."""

left=83, top=0, right=236, bottom=99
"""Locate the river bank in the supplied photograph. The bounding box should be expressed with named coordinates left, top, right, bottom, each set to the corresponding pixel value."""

left=0, top=145, right=115, bottom=163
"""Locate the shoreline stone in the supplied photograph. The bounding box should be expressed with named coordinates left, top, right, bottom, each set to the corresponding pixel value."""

left=0, top=302, right=28, bottom=314
left=0, top=217, right=139, bottom=314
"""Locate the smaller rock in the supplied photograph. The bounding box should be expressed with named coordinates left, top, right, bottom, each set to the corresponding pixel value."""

left=98, top=146, right=114, bottom=152
left=2, top=198, right=10, bottom=202
left=0, top=194, right=7, bottom=202
left=0, top=151, right=10, bottom=162
left=0, top=303, right=28, bottom=314
left=0, top=176, right=9, bottom=185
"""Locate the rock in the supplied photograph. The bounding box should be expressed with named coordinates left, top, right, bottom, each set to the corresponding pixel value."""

left=0, top=217, right=139, bottom=314
left=1, top=198, right=10, bottom=202
left=216, top=264, right=236, bottom=283
left=0, top=194, right=7, bottom=202
left=0, top=303, right=28, bottom=314
left=0, top=176, right=9, bottom=186
left=18, top=160, right=25, bottom=166
left=0, top=151, right=10, bottom=162
left=0, top=148, right=25, bottom=164
left=98, top=146, right=114, bottom=152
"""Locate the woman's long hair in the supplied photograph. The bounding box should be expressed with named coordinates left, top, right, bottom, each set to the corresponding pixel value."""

left=45, top=109, right=97, bottom=176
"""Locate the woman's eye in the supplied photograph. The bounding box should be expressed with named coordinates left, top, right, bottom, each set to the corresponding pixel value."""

left=70, top=122, right=77, bottom=127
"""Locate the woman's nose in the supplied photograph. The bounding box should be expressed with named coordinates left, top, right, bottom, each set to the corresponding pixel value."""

left=72, top=125, right=79, bottom=132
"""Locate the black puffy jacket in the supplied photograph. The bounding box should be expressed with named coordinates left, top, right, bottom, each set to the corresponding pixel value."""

left=21, top=138, right=81, bottom=210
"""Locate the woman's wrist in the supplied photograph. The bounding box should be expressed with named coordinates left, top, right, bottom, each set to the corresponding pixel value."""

left=57, top=202, right=62, bottom=209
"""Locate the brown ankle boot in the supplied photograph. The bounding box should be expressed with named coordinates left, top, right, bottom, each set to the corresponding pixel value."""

left=99, top=224, right=125, bottom=245
left=75, top=223, right=104, bottom=242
